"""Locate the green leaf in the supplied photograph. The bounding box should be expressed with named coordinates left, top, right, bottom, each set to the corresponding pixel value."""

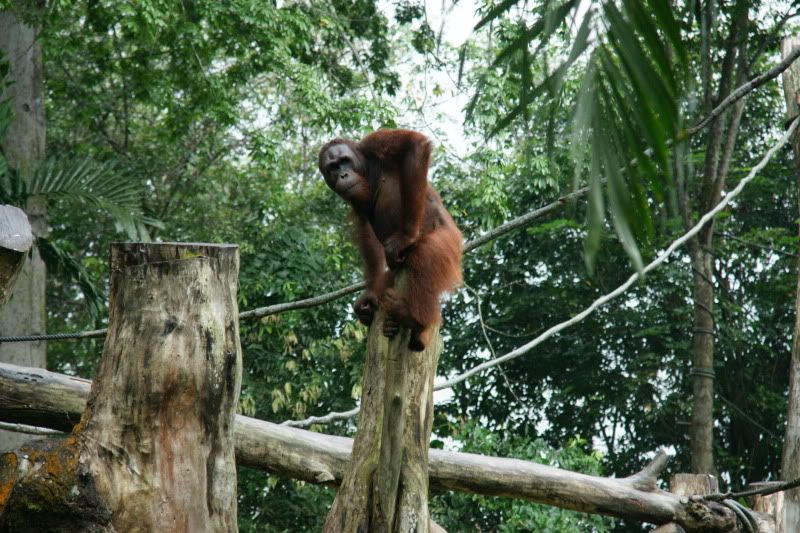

left=26, top=157, right=158, bottom=240
left=37, top=238, right=103, bottom=321
left=647, top=0, right=688, bottom=68
left=475, top=0, right=523, bottom=30
left=598, top=122, right=645, bottom=272
left=489, top=8, right=593, bottom=135
left=490, top=0, right=578, bottom=68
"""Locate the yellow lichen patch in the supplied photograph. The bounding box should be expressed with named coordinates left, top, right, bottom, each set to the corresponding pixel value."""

left=0, top=452, right=20, bottom=511
left=43, top=442, right=79, bottom=479
left=13, top=438, right=81, bottom=505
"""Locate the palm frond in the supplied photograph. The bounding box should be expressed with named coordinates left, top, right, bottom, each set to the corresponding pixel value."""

left=472, top=0, right=688, bottom=270
left=2, top=156, right=161, bottom=240
left=37, top=238, right=103, bottom=322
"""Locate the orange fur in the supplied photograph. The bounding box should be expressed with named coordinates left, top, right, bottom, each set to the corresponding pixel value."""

left=318, top=129, right=463, bottom=351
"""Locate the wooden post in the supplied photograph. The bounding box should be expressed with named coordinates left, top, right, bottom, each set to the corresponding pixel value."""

left=323, top=276, right=442, bottom=533
left=0, top=243, right=242, bottom=531
left=670, top=473, right=719, bottom=497
left=781, top=36, right=800, bottom=533
left=0, top=3, right=48, bottom=453
left=748, top=482, right=785, bottom=533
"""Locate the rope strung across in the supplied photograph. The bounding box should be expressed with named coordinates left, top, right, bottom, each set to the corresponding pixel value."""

left=4, top=48, right=797, bottom=346
left=283, top=117, right=800, bottom=427
left=0, top=187, right=585, bottom=344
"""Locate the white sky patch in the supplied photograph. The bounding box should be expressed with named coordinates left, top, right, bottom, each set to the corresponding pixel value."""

left=389, top=1, right=480, bottom=157
left=425, top=0, right=478, bottom=47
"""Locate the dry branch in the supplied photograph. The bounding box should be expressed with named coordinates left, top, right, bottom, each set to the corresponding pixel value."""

left=0, top=361, right=767, bottom=532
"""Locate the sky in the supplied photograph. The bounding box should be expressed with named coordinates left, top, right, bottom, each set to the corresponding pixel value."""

left=402, top=1, right=480, bottom=156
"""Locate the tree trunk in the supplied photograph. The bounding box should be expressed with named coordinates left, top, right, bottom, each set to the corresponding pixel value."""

left=688, top=2, right=750, bottom=476
left=689, top=247, right=716, bottom=474
left=0, top=361, right=773, bottom=532
left=324, top=277, right=442, bottom=533
left=780, top=35, right=800, bottom=533
left=0, top=5, right=47, bottom=453
left=0, top=242, right=242, bottom=532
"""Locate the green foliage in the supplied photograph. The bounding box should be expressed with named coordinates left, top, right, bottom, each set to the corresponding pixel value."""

left=237, top=468, right=335, bottom=532
left=38, top=238, right=104, bottom=321
left=29, top=0, right=800, bottom=530
left=1, top=157, right=157, bottom=240
left=431, top=424, right=614, bottom=532
left=470, top=0, right=690, bottom=269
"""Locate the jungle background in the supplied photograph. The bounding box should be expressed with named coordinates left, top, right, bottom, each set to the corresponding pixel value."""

left=1, top=0, right=797, bottom=531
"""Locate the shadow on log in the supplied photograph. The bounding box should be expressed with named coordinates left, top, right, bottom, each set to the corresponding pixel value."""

left=0, top=243, right=242, bottom=532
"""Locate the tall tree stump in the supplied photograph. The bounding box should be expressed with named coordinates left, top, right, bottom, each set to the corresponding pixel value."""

left=748, top=482, right=785, bottom=533
left=0, top=3, right=48, bottom=454
left=324, top=277, right=443, bottom=533
left=0, top=242, right=242, bottom=532
left=780, top=35, right=800, bottom=533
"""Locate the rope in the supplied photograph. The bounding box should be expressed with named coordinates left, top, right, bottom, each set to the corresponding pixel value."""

left=282, top=117, right=800, bottom=427
left=721, top=499, right=757, bottom=533
left=0, top=329, right=107, bottom=342
left=0, top=187, right=587, bottom=344
left=703, top=476, right=800, bottom=502
left=690, top=367, right=716, bottom=380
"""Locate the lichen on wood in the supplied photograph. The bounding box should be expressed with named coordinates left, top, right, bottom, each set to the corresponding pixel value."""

left=0, top=242, right=242, bottom=532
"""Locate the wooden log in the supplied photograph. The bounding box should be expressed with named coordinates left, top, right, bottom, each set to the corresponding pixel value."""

left=0, top=242, right=242, bottom=532
left=0, top=362, right=768, bottom=532
left=323, top=274, right=442, bottom=533
left=652, top=524, right=685, bottom=533
left=0, top=205, right=32, bottom=304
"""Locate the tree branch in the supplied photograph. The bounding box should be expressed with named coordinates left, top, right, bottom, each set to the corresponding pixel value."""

left=686, top=46, right=800, bottom=137
left=0, top=361, right=762, bottom=532
left=3, top=49, right=799, bottom=344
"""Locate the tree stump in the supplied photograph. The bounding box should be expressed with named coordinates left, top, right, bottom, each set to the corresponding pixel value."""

left=748, top=482, right=786, bottom=533
left=324, top=277, right=443, bottom=533
left=0, top=242, right=242, bottom=532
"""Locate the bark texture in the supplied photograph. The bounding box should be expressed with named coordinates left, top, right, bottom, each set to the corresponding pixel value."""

left=0, top=242, right=242, bottom=532
left=688, top=247, right=716, bottom=475
left=0, top=362, right=771, bottom=532
left=0, top=5, right=47, bottom=453
left=323, top=285, right=442, bottom=533
left=748, top=482, right=785, bottom=533
left=781, top=35, right=800, bottom=533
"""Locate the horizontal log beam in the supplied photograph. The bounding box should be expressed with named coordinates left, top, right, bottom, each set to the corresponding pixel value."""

left=0, top=361, right=760, bottom=532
